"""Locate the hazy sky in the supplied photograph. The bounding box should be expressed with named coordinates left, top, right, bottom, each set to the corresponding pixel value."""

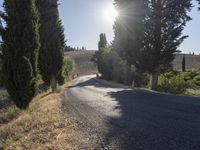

left=0, top=0, right=200, bottom=54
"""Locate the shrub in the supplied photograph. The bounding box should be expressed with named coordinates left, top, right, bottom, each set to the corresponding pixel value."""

left=58, top=57, right=75, bottom=85
left=129, top=66, right=150, bottom=87
left=158, top=73, right=189, bottom=94
left=62, top=57, right=75, bottom=79
left=181, top=72, right=193, bottom=81
left=193, top=75, right=200, bottom=87
left=132, top=72, right=150, bottom=87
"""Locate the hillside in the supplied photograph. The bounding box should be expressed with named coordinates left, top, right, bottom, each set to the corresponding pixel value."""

left=65, top=50, right=97, bottom=76
left=65, top=51, right=200, bottom=75
left=173, top=54, right=200, bottom=71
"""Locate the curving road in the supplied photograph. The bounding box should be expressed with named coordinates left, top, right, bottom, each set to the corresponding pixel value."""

left=64, top=75, right=200, bottom=150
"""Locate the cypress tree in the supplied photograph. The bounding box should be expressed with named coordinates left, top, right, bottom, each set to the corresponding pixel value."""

left=138, top=0, right=192, bottom=90
left=0, top=0, right=40, bottom=109
left=113, top=0, right=145, bottom=85
left=36, top=0, right=65, bottom=91
left=97, top=33, right=108, bottom=77
left=98, top=33, right=107, bottom=50
left=182, top=55, right=186, bottom=72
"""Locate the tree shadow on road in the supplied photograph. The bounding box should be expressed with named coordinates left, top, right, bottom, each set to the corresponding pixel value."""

left=68, top=78, right=129, bottom=89
left=103, top=89, right=200, bottom=150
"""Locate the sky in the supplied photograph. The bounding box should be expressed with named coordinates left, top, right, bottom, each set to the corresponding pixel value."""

left=0, top=0, right=200, bottom=54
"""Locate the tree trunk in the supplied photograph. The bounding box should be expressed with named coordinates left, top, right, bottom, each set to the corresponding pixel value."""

left=125, top=61, right=131, bottom=85
left=50, top=75, right=58, bottom=92
left=151, top=72, right=158, bottom=90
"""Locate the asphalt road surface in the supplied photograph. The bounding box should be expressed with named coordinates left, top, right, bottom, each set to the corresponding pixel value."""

left=64, top=75, right=200, bottom=150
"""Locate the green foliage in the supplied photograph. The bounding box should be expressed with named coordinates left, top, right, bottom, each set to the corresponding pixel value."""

left=113, top=0, right=192, bottom=90
left=113, top=0, right=145, bottom=65
left=111, top=51, right=125, bottom=83
left=99, top=47, right=112, bottom=80
left=158, top=72, right=190, bottom=94
left=65, top=45, right=76, bottom=52
left=132, top=70, right=150, bottom=88
left=139, top=0, right=192, bottom=73
left=1, top=0, right=40, bottom=109
left=180, top=69, right=200, bottom=87
left=193, top=75, right=200, bottom=86
left=98, top=33, right=107, bottom=50
left=57, top=57, right=75, bottom=85
left=62, top=57, right=75, bottom=79
left=37, top=0, right=65, bottom=87
left=113, top=0, right=145, bottom=85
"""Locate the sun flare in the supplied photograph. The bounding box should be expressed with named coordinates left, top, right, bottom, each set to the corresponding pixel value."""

left=102, top=5, right=118, bottom=24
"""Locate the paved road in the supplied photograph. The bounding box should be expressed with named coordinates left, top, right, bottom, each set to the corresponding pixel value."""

left=64, top=75, right=200, bottom=150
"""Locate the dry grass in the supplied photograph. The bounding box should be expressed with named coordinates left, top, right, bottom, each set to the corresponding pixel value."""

left=0, top=84, right=97, bottom=150
left=186, top=88, right=200, bottom=97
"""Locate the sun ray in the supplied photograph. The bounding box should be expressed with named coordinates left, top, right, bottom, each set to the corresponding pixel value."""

left=102, top=4, right=118, bottom=24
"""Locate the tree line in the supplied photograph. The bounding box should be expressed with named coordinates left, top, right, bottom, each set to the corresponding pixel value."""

left=94, top=0, right=198, bottom=91
left=65, top=46, right=87, bottom=51
left=0, top=0, right=67, bottom=109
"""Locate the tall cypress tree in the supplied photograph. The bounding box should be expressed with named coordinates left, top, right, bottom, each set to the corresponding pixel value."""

left=0, top=0, right=40, bottom=109
left=98, top=33, right=107, bottom=50
left=138, top=0, right=192, bottom=90
left=182, top=55, right=186, bottom=72
left=36, top=0, right=65, bottom=91
left=113, top=0, right=145, bottom=85
left=97, top=33, right=108, bottom=76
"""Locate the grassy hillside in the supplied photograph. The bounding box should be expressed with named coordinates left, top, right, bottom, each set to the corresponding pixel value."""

left=173, top=54, right=200, bottom=71
left=65, top=50, right=97, bottom=76
left=65, top=51, right=200, bottom=74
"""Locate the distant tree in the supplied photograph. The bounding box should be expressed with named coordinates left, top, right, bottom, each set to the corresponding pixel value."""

left=81, top=46, right=86, bottom=50
left=138, top=0, right=192, bottom=90
left=98, top=33, right=107, bottom=50
left=0, top=0, right=40, bottom=109
left=113, top=0, right=145, bottom=85
left=96, top=33, right=108, bottom=76
left=37, top=0, right=65, bottom=91
left=182, top=55, right=186, bottom=72
left=65, top=45, right=76, bottom=52
left=61, top=57, right=75, bottom=80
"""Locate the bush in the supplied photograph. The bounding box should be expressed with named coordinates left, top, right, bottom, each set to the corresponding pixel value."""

left=105, top=50, right=125, bottom=83
left=62, top=57, right=75, bottom=80
left=158, top=72, right=190, bottom=94
left=181, top=72, right=193, bottom=81
left=130, top=66, right=150, bottom=87
left=193, top=75, right=200, bottom=87
left=58, top=57, right=75, bottom=85
left=132, top=71, right=150, bottom=87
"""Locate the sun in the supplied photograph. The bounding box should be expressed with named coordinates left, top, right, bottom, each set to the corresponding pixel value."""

left=102, top=4, right=118, bottom=24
